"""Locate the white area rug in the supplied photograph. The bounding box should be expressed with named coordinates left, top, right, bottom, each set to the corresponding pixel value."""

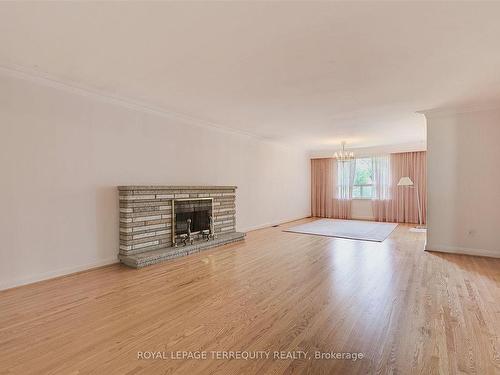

left=285, top=219, right=398, bottom=242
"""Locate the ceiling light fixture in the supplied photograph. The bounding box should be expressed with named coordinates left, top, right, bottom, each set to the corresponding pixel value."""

left=334, top=141, right=355, bottom=162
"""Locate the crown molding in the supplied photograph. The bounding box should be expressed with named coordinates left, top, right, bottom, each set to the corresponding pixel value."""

left=309, top=140, right=426, bottom=159
left=0, top=63, right=270, bottom=141
left=417, top=102, right=500, bottom=119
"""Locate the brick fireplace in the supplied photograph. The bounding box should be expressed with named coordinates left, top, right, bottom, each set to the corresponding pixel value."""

left=118, top=186, right=245, bottom=268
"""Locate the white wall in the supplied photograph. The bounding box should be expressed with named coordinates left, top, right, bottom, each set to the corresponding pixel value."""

left=425, top=106, right=500, bottom=258
left=0, top=70, right=310, bottom=290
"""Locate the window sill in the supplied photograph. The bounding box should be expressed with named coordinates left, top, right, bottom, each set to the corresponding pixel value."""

left=352, top=198, right=373, bottom=201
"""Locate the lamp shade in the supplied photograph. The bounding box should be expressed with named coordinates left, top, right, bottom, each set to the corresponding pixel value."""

left=397, top=176, right=414, bottom=186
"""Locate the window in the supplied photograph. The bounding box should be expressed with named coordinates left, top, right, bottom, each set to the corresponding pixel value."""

left=335, top=156, right=390, bottom=200
left=353, top=158, right=374, bottom=199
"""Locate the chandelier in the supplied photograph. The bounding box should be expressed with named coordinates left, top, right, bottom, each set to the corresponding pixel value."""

left=334, top=141, right=355, bottom=162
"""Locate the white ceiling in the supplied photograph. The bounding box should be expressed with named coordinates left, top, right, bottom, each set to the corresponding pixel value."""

left=2, top=2, right=500, bottom=151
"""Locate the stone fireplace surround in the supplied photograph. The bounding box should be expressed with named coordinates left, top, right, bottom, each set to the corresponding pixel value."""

left=118, top=186, right=245, bottom=268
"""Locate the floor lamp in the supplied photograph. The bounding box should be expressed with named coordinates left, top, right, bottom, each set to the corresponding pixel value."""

left=397, top=177, right=426, bottom=232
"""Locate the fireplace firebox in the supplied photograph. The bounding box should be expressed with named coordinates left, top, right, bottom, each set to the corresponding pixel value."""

left=172, top=198, right=213, bottom=246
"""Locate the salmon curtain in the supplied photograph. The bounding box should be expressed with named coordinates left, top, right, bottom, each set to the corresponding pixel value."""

left=372, top=151, right=427, bottom=224
left=311, top=158, right=353, bottom=219
left=311, top=158, right=334, bottom=218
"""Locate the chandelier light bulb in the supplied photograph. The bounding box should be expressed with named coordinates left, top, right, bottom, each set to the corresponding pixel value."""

left=334, top=141, right=355, bottom=162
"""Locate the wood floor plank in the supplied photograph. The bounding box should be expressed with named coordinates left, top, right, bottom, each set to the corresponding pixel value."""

left=0, top=219, right=499, bottom=374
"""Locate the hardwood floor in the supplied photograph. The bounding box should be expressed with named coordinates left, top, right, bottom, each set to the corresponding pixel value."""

left=1, top=219, right=499, bottom=374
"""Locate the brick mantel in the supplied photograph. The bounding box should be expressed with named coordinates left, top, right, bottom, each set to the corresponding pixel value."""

left=118, top=185, right=244, bottom=267
left=118, top=185, right=237, bottom=191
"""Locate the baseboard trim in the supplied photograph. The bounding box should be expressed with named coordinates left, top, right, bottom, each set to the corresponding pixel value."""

left=425, top=244, right=500, bottom=259
left=8, top=232, right=496, bottom=290
left=0, top=217, right=310, bottom=291
left=0, top=257, right=119, bottom=291
left=240, top=216, right=310, bottom=232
